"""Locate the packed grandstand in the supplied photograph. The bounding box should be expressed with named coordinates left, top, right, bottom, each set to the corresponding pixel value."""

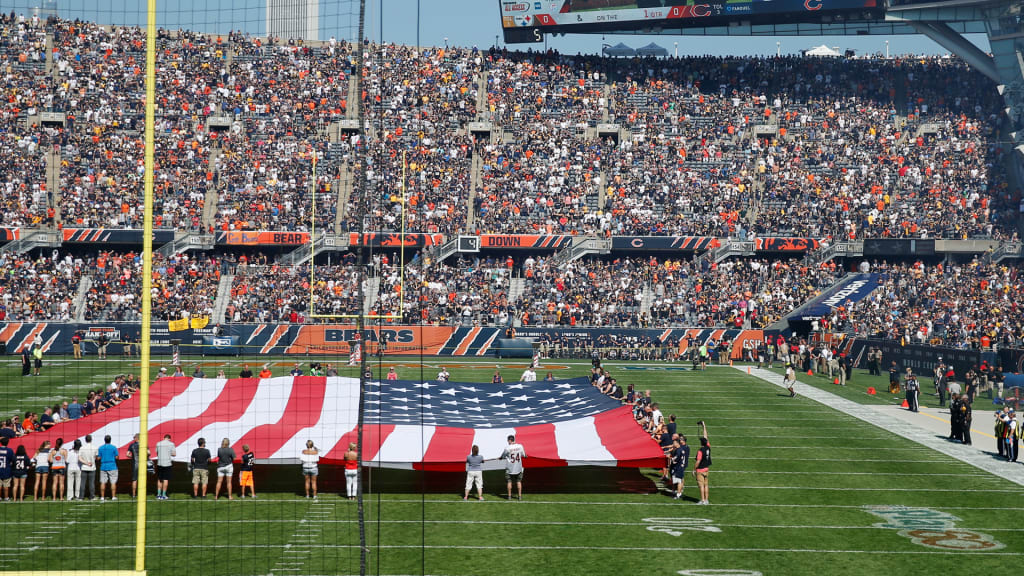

left=0, top=12, right=1022, bottom=351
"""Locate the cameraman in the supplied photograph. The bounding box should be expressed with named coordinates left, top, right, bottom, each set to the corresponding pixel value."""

left=693, top=421, right=711, bottom=505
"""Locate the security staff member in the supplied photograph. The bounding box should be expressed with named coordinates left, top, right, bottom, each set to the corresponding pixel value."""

left=934, top=362, right=948, bottom=407
left=995, top=410, right=1007, bottom=458
left=949, top=393, right=962, bottom=442
left=904, top=371, right=920, bottom=413
left=959, top=398, right=973, bottom=446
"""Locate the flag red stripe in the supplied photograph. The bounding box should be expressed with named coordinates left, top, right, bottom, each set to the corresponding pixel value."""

left=145, top=377, right=261, bottom=450
left=593, top=406, right=665, bottom=468
left=514, top=422, right=565, bottom=468
left=416, top=427, right=475, bottom=471
left=7, top=377, right=194, bottom=456
left=233, top=376, right=328, bottom=461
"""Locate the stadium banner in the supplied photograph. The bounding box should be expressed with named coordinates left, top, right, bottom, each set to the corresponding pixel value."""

left=0, top=322, right=760, bottom=358
left=348, top=232, right=445, bottom=248
left=848, top=337, right=980, bottom=378
left=792, top=273, right=880, bottom=321
left=62, top=228, right=176, bottom=243
left=0, top=227, right=20, bottom=241
left=611, top=236, right=718, bottom=251
left=217, top=231, right=311, bottom=245
left=480, top=234, right=573, bottom=249
left=754, top=237, right=821, bottom=252
left=202, top=335, right=239, bottom=356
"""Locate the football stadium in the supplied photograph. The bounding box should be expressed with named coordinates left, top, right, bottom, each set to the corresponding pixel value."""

left=0, top=0, right=1023, bottom=575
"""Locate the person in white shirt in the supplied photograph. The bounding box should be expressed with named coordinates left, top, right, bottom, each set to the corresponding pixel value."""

left=301, top=440, right=320, bottom=499
left=498, top=435, right=526, bottom=500
left=520, top=367, right=536, bottom=382
left=66, top=439, right=81, bottom=500
left=437, top=367, right=450, bottom=382
left=784, top=363, right=797, bottom=398
left=155, top=434, right=176, bottom=500
left=78, top=435, right=98, bottom=500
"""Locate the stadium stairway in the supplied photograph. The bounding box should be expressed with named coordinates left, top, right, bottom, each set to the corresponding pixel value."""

left=46, top=149, right=61, bottom=223
left=363, top=277, right=381, bottom=316
left=336, top=160, right=353, bottom=229
left=212, top=274, right=234, bottom=324
left=508, top=276, right=526, bottom=307
left=467, top=151, right=483, bottom=227
left=72, top=276, right=93, bottom=322
left=203, top=147, right=223, bottom=229
left=639, top=285, right=654, bottom=317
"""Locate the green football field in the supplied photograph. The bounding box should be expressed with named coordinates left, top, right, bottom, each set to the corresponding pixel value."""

left=0, top=354, right=1020, bottom=576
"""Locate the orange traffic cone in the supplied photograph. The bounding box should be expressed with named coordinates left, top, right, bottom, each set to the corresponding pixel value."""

left=900, top=399, right=909, bottom=408
left=746, top=366, right=751, bottom=374
left=807, top=370, right=813, bottom=376
left=867, top=387, right=876, bottom=395
left=833, top=378, right=839, bottom=385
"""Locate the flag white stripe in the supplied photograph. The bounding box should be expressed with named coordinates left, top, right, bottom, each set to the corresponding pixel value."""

left=372, top=424, right=436, bottom=463
left=88, top=378, right=229, bottom=449
left=269, top=377, right=361, bottom=459
left=178, top=377, right=294, bottom=462
left=554, top=417, right=613, bottom=462
left=472, top=427, right=518, bottom=470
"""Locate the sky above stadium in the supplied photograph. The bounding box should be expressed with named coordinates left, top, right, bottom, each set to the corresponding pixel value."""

left=39, top=0, right=991, bottom=57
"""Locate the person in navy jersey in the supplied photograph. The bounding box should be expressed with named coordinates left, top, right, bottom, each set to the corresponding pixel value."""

left=0, top=437, right=14, bottom=501
left=670, top=436, right=690, bottom=500
left=13, top=444, right=30, bottom=501
left=492, top=370, right=503, bottom=384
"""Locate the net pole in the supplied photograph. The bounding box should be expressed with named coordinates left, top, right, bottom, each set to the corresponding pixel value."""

left=354, top=1, right=369, bottom=573
left=135, top=0, right=158, bottom=570
left=400, top=150, right=406, bottom=317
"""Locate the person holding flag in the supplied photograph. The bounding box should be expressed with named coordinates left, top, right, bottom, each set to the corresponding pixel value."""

left=498, top=435, right=526, bottom=500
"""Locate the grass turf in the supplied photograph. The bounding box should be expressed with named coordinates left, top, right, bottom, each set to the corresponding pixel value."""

left=0, top=355, right=1020, bottom=575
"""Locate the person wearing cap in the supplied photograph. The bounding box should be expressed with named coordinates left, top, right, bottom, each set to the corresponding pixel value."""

left=995, top=410, right=1007, bottom=458
left=1005, top=409, right=1019, bottom=462
left=904, top=369, right=920, bottom=413
left=157, top=367, right=168, bottom=379
left=949, top=393, right=963, bottom=442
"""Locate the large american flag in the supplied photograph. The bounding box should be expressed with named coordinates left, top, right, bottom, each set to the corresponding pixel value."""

left=8, top=376, right=664, bottom=471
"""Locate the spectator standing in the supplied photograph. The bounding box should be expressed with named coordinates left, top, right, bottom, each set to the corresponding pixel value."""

left=66, top=439, right=81, bottom=500
left=386, top=367, right=398, bottom=380
left=13, top=444, right=29, bottom=501
left=239, top=445, right=256, bottom=498
left=520, top=367, right=537, bottom=382
left=190, top=438, right=211, bottom=498
left=96, top=333, right=108, bottom=359
left=498, top=434, right=526, bottom=500
left=155, top=434, right=175, bottom=500
left=49, top=438, right=67, bottom=500
left=301, top=440, right=319, bottom=499
left=32, top=344, right=42, bottom=376
left=784, top=363, right=796, bottom=398
left=0, top=437, right=13, bottom=501
left=126, top=433, right=144, bottom=498
left=463, top=444, right=486, bottom=501
left=215, top=438, right=236, bottom=500
left=98, top=435, right=118, bottom=501
left=79, top=435, right=98, bottom=500
left=239, top=364, right=254, bottom=378
left=344, top=442, right=359, bottom=501
left=670, top=436, right=690, bottom=500
left=32, top=440, right=51, bottom=500
left=21, top=346, right=30, bottom=377
left=72, top=331, right=82, bottom=360
left=694, top=422, right=712, bottom=505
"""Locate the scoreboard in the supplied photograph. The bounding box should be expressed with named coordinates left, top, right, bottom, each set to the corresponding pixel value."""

left=500, top=0, right=884, bottom=43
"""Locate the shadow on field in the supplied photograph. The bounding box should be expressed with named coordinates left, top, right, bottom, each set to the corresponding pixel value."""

left=151, top=464, right=660, bottom=496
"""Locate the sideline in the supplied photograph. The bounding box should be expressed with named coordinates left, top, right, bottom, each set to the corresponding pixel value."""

left=740, top=367, right=1024, bottom=487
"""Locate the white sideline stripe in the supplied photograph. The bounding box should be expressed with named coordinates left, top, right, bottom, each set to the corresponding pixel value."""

left=716, top=470, right=999, bottom=478
left=726, top=457, right=951, bottom=463
left=710, top=446, right=930, bottom=450
left=741, top=366, right=1024, bottom=487
left=713, top=485, right=1018, bottom=492
left=30, top=544, right=1024, bottom=555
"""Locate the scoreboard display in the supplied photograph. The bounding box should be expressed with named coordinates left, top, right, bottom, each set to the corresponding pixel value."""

left=500, top=0, right=883, bottom=42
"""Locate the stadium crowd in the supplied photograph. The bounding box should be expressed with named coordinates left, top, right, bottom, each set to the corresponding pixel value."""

left=845, top=260, right=1024, bottom=349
